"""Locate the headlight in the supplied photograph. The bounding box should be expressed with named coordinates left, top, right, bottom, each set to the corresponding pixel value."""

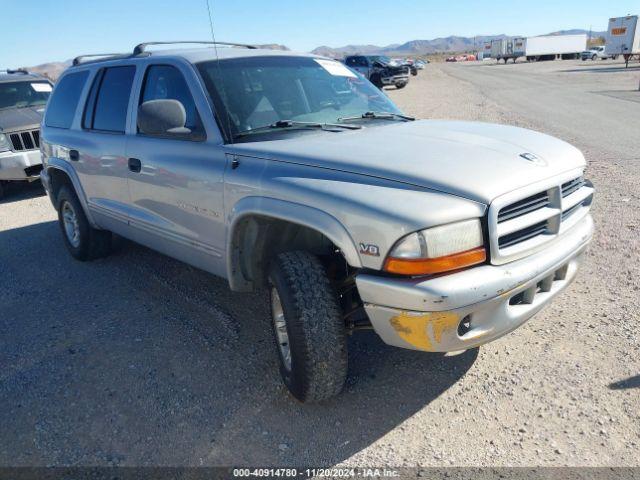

left=0, top=133, right=10, bottom=152
left=383, top=219, right=486, bottom=275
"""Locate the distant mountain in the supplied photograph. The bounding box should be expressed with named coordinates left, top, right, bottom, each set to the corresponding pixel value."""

left=256, top=44, right=290, bottom=51
left=311, top=29, right=607, bottom=58
left=311, top=35, right=507, bottom=58
left=547, top=29, right=607, bottom=37
left=23, top=44, right=289, bottom=81
left=27, top=28, right=608, bottom=78
left=311, top=44, right=385, bottom=58
left=24, top=61, right=71, bottom=81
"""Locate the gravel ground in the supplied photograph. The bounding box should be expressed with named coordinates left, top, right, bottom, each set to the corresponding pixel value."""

left=1, top=60, right=639, bottom=468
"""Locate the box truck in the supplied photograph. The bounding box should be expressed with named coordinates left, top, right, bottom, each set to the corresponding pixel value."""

left=525, top=34, right=587, bottom=61
left=606, top=15, right=640, bottom=67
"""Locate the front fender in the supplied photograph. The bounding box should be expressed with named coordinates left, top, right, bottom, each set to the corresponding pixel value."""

left=227, top=196, right=362, bottom=290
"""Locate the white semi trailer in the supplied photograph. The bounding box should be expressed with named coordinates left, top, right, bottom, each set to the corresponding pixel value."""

left=493, top=34, right=586, bottom=63
left=525, top=34, right=586, bottom=61
left=606, top=15, right=640, bottom=67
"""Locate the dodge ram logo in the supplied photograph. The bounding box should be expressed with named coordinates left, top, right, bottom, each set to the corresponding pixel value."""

left=359, top=243, right=380, bottom=257
left=520, top=152, right=547, bottom=166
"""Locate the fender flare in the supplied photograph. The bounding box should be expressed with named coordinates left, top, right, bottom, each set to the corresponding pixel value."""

left=44, top=158, right=98, bottom=228
left=227, top=197, right=362, bottom=290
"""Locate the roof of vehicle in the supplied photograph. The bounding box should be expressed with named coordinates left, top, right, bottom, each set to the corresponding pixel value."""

left=70, top=43, right=324, bottom=68
left=154, top=47, right=321, bottom=64
left=0, top=70, right=49, bottom=84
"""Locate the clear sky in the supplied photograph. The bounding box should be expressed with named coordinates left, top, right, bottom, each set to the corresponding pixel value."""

left=2, top=0, right=637, bottom=68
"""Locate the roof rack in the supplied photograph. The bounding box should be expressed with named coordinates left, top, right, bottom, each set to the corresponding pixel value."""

left=132, top=41, right=257, bottom=55
left=0, top=68, right=30, bottom=75
left=72, top=53, right=129, bottom=66
left=71, top=41, right=258, bottom=68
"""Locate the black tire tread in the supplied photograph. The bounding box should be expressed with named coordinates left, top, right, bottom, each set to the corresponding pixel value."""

left=271, top=251, right=348, bottom=402
left=57, top=186, right=111, bottom=261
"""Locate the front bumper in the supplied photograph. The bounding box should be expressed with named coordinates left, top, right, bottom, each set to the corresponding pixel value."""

left=382, top=75, right=409, bottom=85
left=356, top=214, right=593, bottom=352
left=0, top=149, right=42, bottom=181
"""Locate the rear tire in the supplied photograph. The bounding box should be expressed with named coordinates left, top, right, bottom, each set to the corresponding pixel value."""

left=268, top=251, right=348, bottom=403
left=56, top=186, right=111, bottom=261
left=0, top=181, right=5, bottom=199
left=396, top=82, right=407, bottom=89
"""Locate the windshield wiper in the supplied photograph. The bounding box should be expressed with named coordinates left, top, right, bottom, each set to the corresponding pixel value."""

left=338, top=111, right=415, bottom=122
left=234, top=119, right=361, bottom=139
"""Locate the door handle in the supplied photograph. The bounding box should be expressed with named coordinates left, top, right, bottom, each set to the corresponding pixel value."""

left=128, top=157, right=142, bottom=173
left=69, top=149, right=79, bottom=161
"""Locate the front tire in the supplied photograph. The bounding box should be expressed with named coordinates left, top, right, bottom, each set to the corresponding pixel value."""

left=57, top=186, right=111, bottom=261
left=369, top=73, right=383, bottom=89
left=268, top=251, right=348, bottom=403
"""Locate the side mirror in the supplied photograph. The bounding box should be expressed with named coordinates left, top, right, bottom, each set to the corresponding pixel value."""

left=137, top=99, right=190, bottom=136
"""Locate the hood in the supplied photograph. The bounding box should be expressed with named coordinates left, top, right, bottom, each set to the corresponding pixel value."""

left=0, top=106, right=45, bottom=132
left=228, top=120, right=586, bottom=205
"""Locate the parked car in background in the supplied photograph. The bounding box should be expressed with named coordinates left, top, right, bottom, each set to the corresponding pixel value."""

left=581, top=45, right=616, bottom=61
left=40, top=42, right=594, bottom=402
left=0, top=69, right=52, bottom=197
left=446, top=54, right=476, bottom=62
left=393, top=58, right=419, bottom=76
left=414, top=59, right=428, bottom=69
left=344, top=55, right=410, bottom=89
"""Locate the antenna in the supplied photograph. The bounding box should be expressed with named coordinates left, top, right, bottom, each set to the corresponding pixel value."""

left=205, top=0, right=235, bottom=144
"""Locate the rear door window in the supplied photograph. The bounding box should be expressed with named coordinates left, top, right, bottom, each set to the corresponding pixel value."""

left=45, top=71, right=89, bottom=129
left=89, top=66, right=136, bottom=133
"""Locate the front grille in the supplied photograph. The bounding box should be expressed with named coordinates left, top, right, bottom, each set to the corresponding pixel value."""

left=498, top=191, right=550, bottom=222
left=561, top=202, right=583, bottom=221
left=9, top=129, right=40, bottom=151
left=490, top=175, right=594, bottom=264
left=561, top=176, right=585, bottom=197
left=499, top=220, right=549, bottom=248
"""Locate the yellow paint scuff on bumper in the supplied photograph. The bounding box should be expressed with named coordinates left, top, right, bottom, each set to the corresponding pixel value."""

left=389, top=311, right=460, bottom=351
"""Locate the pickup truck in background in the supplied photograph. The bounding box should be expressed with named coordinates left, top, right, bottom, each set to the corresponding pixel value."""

left=344, top=55, right=410, bottom=89
left=581, top=46, right=616, bottom=61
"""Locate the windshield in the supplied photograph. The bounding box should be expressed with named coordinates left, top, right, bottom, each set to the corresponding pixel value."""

left=197, top=56, right=403, bottom=140
left=0, top=81, right=52, bottom=110
left=370, top=56, right=391, bottom=64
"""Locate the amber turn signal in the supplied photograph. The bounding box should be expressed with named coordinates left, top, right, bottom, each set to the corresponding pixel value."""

left=383, top=247, right=487, bottom=276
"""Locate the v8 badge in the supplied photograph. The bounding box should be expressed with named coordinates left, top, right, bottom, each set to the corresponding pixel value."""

left=359, top=243, right=380, bottom=257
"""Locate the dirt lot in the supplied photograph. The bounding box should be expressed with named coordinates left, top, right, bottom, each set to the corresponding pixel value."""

left=1, top=59, right=639, bottom=467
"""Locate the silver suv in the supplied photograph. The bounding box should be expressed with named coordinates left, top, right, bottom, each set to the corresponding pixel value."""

left=0, top=69, right=53, bottom=197
left=40, top=42, right=594, bottom=402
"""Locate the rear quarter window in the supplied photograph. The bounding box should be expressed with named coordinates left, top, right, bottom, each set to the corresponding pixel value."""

left=45, top=71, right=90, bottom=129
